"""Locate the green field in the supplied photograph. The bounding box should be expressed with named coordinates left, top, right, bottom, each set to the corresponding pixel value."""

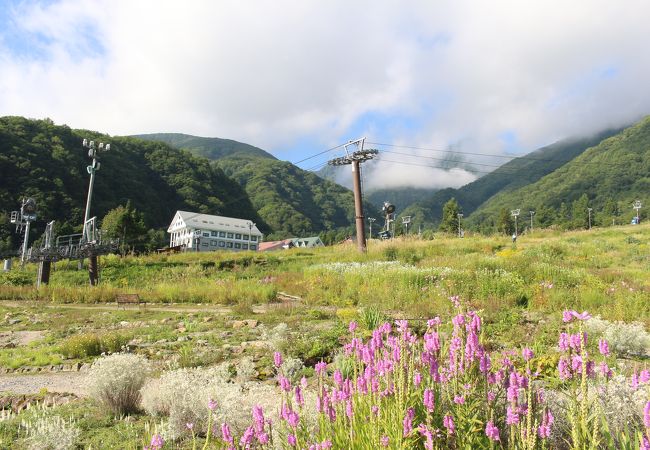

left=0, top=224, right=649, bottom=448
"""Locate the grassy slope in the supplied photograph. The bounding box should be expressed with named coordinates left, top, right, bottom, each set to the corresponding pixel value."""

left=470, top=117, right=650, bottom=225
left=134, top=133, right=276, bottom=160
left=401, top=128, right=622, bottom=226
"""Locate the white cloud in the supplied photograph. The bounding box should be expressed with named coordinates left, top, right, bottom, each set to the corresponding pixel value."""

left=1, top=0, right=649, bottom=190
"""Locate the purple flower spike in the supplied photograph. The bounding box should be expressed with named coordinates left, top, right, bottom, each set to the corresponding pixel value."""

left=221, top=423, right=233, bottom=444
left=380, top=436, right=390, bottom=447
left=150, top=434, right=164, bottom=450
left=315, top=361, right=327, bottom=375
left=598, top=339, right=610, bottom=356
left=208, top=398, right=218, bottom=411
left=274, top=351, right=283, bottom=368
left=443, top=414, right=455, bottom=434
left=485, top=420, right=500, bottom=441
left=644, top=401, right=650, bottom=428
left=287, top=434, right=297, bottom=446
left=522, top=347, right=534, bottom=361
left=349, top=321, right=358, bottom=333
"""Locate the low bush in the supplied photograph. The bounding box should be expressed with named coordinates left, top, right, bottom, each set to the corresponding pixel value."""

left=86, top=353, right=151, bottom=415
left=20, top=413, right=80, bottom=450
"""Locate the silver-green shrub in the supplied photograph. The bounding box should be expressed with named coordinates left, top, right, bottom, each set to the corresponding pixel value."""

left=21, top=413, right=80, bottom=450
left=141, top=364, right=278, bottom=441
left=86, top=353, right=151, bottom=415
left=587, top=316, right=650, bottom=356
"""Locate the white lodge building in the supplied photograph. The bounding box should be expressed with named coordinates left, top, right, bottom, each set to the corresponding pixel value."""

left=167, top=211, right=263, bottom=252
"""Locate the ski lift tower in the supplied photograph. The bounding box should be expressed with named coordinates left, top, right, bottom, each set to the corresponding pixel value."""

left=10, top=198, right=37, bottom=267
left=327, top=138, right=378, bottom=252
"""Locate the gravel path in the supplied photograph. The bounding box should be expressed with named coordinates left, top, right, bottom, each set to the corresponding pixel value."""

left=0, top=372, right=87, bottom=396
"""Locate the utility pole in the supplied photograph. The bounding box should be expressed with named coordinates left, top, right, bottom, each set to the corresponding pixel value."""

left=457, top=213, right=463, bottom=238
left=36, top=221, right=55, bottom=287
left=81, top=138, right=110, bottom=285
left=587, top=208, right=593, bottom=230
left=633, top=200, right=642, bottom=224
left=328, top=138, right=378, bottom=252
left=511, top=209, right=521, bottom=237
left=529, top=210, right=535, bottom=232
left=368, top=217, right=375, bottom=239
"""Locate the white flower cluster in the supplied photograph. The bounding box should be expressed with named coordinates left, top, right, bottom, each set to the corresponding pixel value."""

left=259, top=322, right=289, bottom=350
left=310, top=261, right=453, bottom=276
left=21, top=413, right=80, bottom=450
left=587, top=316, right=650, bottom=356
left=141, top=364, right=277, bottom=441
left=86, top=353, right=152, bottom=414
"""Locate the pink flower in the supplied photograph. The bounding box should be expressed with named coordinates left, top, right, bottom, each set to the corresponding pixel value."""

left=641, top=437, right=650, bottom=450
left=349, top=321, right=358, bottom=333
left=346, top=400, right=354, bottom=419
left=294, top=386, right=304, bottom=406
left=287, top=434, right=297, bottom=446
left=506, top=406, right=519, bottom=425
left=315, top=361, right=327, bottom=375
left=279, top=375, right=291, bottom=392
left=208, top=399, right=218, bottom=411
left=485, top=420, right=500, bottom=441
left=644, top=401, right=650, bottom=428
left=186, top=422, right=194, bottom=430
left=274, top=352, right=283, bottom=368
left=321, top=440, right=332, bottom=449
left=522, top=347, right=534, bottom=361
left=413, top=371, right=422, bottom=387
left=240, top=426, right=254, bottom=446
left=221, top=423, right=233, bottom=444
left=423, top=388, right=435, bottom=412
left=598, top=339, right=610, bottom=356
left=453, top=395, right=465, bottom=405
left=150, top=434, right=164, bottom=450
left=403, top=407, right=415, bottom=435
left=558, top=333, right=570, bottom=351
left=287, top=410, right=300, bottom=428
left=443, top=414, right=455, bottom=434
left=563, top=310, right=592, bottom=323
left=380, top=436, right=390, bottom=447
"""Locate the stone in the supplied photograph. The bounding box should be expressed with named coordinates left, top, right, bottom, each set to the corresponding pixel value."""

left=177, top=327, right=187, bottom=333
left=7, top=319, right=21, bottom=325
left=119, top=321, right=129, bottom=327
left=232, top=320, right=246, bottom=329
left=203, top=316, right=213, bottom=323
left=177, top=336, right=188, bottom=342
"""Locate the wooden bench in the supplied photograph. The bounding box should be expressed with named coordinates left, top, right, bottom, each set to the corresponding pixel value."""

left=115, top=293, right=145, bottom=308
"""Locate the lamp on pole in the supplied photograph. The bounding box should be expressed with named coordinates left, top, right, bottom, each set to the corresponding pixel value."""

left=633, top=200, right=642, bottom=224
left=511, top=209, right=521, bottom=237
left=81, top=138, right=110, bottom=285
left=529, top=210, right=535, bottom=232
left=587, top=208, right=593, bottom=230
left=368, top=217, right=375, bottom=239
left=457, top=213, right=463, bottom=238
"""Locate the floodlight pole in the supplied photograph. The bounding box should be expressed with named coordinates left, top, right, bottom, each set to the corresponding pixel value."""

left=328, top=138, right=377, bottom=253
left=529, top=210, right=535, bottom=232
left=457, top=213, right=463, bottom=238
left=81, top=139, right=110, bottom=285
left=368, top=217, right=375, bottom=239
left=587, top=208, right=593, bottom=230
left=633, top=200, right=642, bottom=223
left=511, top=209, right=521, bottom=237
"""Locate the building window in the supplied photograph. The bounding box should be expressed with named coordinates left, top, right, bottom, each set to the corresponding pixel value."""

left=250, top=244, right=257, bottom=251
left=219, top=231, right=226, bottom=237
left=218, top=241, right=225, bottom=247
left=210, top=241, right=217, bottom=246
left=242, top=244, right=248, bottom=250
left=235, top=233, right=242, bottom=240
left=211, top=231, right=218, bottom=237
left=227, top=233, right=234, bottom=238
left=202, top=242, right=208, bottom=247
left=243, top=235, right=249, bottom=240
left=203, top=232, right=210, bottom=237
left=235, top=243, right=241, bottom=249
left=226, top=242, right=233, bottom=248
left=251, top=236, right=258, bottom=242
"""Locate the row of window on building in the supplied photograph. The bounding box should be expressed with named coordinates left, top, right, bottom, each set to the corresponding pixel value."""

left=200, top=230, right=258, bottom=241
left=200, top=239, right=257, bottom=250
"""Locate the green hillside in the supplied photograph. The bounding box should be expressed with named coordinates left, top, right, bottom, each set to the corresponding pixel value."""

left=135, top=133, right=276, bottom=160
left=215, top=155, right=370, bottom=238
left=141, top=133, right=372, bottom=239
left=400, top=128, right=622, bottom=227
left=469, top=117, right=650, bottom=229
left=0, top=117, right=263, bottom=252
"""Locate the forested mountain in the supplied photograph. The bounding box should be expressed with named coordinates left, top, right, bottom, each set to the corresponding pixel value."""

left=469, top=117, right=650, bottom=230
left=135, top=133, right=276, bottom=161
left=139, top=133, right=372, bottom=239
left=398, top=128, right=622, bottom=228
left=0, top=117, right=263, bottom=252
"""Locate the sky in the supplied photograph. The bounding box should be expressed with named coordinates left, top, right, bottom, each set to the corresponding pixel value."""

left=1, top=0, right=650, bottom=190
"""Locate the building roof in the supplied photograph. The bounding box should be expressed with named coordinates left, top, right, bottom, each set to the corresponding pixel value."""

left=168, top=210, right=262, bottom=235
left=291, top=236, right=324, bottom=247
left=258, top=239, right=294, bottom=252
